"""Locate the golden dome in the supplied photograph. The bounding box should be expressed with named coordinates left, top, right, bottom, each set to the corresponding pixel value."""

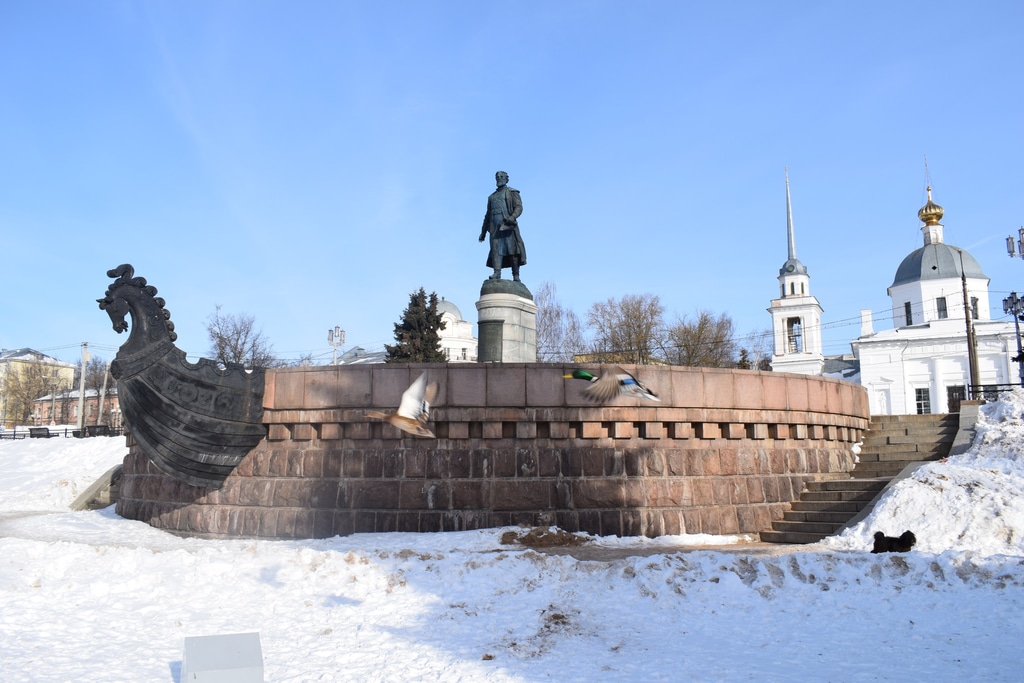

left=918, top=186, right=944, bottom=225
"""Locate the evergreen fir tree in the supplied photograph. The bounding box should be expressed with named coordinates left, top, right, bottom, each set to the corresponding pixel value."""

left=384, top=288, right=448, bottom=363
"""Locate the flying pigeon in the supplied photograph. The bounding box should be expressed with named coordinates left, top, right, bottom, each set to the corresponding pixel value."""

left=366, top=372, right=439, bottom=437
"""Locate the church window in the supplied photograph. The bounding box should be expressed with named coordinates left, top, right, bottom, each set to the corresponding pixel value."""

left=904, top=302, right=913, bottom=326
left=936, top=297, right=948, bottom=320
left=789, top=282, right=795, bottom=296
left=971, top=297, right=979, bottom=319
left=786, top=318, right=803, bottom=353
left=915, top=388, right=931, bottom=415
left=801, top=283, right=805, bottom=295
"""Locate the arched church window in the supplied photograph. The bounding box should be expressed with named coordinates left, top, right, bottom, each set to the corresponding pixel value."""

left=786, top=318, right=803, bottom=353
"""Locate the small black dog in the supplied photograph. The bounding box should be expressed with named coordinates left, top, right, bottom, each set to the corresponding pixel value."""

left=872, top=530, right=916, bottom=553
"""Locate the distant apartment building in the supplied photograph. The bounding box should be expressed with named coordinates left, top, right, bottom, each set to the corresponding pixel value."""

left=0, top=348, right=76, bottom=428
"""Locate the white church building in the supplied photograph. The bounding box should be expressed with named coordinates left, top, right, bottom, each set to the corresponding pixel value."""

left=336, top=297, right=478, bottom=365
left=437, top=298, right=478, bottom=363
left=769, top=178, right=1019, bottom=416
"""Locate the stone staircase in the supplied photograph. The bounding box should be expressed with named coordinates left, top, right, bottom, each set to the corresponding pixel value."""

left=759, top=413, right=960, bottom=544
left=70, top=464, right=122, bottom=511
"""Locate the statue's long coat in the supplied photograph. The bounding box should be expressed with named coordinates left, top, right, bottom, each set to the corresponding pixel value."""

left=481, top=186, right=527, bottom=269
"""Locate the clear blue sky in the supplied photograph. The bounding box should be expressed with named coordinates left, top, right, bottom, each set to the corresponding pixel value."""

left=2, top=1, right=1021, bottom=366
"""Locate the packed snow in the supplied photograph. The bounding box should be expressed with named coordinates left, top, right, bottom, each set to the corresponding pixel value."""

left=3, top=392, right=1024, bottom=682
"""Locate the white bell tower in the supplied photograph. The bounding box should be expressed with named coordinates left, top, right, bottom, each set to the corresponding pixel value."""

left=768, top=168, right=824, bottom=374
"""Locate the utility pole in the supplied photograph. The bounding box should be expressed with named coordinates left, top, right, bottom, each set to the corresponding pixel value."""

left=96, top=362, right=109, bottom=426
left=960, top=253, right=981, bottom=398
left=49, top=374, right=57, bottom=425
left=1003, top=292, right=1024, bottom=387
left=76, top=342, right=90, bottom=433
left=328, top=326, right=345, bottom=365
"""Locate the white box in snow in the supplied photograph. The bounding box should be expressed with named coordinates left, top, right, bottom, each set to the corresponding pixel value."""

left=181, top=632, right=263, bottom=682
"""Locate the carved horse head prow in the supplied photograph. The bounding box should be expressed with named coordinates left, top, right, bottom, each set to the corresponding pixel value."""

left=97, top=264, right=178, bottom=349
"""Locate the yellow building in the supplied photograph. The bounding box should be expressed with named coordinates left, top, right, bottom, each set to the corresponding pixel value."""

left=0, top=348, right=76, bottom=428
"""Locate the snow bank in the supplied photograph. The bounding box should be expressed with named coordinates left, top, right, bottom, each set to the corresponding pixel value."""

left=824, top=389, right=1024, bottom=557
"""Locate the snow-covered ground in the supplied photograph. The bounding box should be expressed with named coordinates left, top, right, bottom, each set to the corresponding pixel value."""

left=3, top=393, right=1024, bottom=682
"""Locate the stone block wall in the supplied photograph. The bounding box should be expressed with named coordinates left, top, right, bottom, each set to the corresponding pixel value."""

left=116, top=363, right=869, bottom=539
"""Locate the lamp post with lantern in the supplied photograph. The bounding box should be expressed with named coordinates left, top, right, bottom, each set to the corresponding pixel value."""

left=328, top=326, right=345, bottom=365
left=1005, top=231, right=1024, bottom=387
left=1003, top=292, right=1024, bottom=387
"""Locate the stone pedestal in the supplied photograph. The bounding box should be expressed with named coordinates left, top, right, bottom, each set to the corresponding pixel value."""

left=475, top=279, right=538, bottom=363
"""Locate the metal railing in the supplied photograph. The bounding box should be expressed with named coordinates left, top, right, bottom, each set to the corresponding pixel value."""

left=0, top=426, right=125, bottom=440
left=970, top=384, right=1023, bottom=403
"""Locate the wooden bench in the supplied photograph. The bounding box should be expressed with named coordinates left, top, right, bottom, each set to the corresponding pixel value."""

left=86, top=425, right=111, bottom=437
left=29, top=427, right=57, bottom=438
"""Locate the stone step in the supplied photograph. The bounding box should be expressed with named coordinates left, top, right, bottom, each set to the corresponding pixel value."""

left=769, top=520, right=845, bottom=535
left=805, top=478, right=887, bottom=492
left=856, top=444, right=950, bottom=458
left=869, top=414, right=959, bottom=426
left=852, top=464, right=913, bottom=478
left=863, top=428, right=955, bottom=438
left=799, top=489, right=880, bottom=503
left=863, top=429, right=956, bottom=442
left=789, top=500, right=864, bottom=513
left=856, top=445, right=950, bottom=461
left=759, top=529, right=829, bottom=544
left=783, top=510, right=860, bottom=524
left=862, top=433, right=956, bottom=446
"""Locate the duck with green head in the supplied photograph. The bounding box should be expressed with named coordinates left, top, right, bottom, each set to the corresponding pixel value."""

left=563, top=366, right=659, bottom=403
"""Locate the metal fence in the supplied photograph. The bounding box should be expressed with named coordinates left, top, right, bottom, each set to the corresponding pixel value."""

left=0, top=426, right=124, bottom=440
left=971, top=384, right=1023, bottom=403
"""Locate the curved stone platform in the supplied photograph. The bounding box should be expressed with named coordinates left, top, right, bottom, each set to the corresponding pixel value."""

left=116, top=364, right=869, bottom=539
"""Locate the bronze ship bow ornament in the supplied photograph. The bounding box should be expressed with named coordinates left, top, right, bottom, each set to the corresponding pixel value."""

left=98, top=264, right=267, bottom=488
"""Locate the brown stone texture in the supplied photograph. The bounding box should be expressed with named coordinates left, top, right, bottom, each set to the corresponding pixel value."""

left=116, top=364, right=868, bottom=539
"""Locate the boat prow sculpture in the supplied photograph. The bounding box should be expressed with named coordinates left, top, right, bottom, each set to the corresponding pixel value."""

left=98, top=264, right=266, bottom=488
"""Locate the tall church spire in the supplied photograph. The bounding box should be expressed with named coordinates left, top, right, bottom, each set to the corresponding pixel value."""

left=768, top=167, right=824, bottom=375
left=786, top=166, right=797, bottom=261
left=778, top=167, right=807, bottom=279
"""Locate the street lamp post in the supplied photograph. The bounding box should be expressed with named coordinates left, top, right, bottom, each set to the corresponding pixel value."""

left=1008, top=227, right=1024, bottom=259
left=328, top=326, right=345, bottom=365
left=1005, top=292, right=1024, bottom=387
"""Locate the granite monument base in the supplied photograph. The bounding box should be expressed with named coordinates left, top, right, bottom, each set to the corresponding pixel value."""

left=476, top=279, right=537, bottom=363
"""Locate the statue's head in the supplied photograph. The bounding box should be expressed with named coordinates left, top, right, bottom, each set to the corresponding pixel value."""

left=495, top=171, right=509, bottom=187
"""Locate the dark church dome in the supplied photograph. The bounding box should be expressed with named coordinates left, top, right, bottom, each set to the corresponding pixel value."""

left=890, top=244, right=987, bottom=289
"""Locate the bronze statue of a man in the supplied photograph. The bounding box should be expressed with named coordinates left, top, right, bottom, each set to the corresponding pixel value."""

left=479, top=170, right=527, bottom=281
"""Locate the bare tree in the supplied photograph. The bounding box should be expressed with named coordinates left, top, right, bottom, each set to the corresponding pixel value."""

left=586, top=293, right=665, bottom=364
left=736, top=328, right=773, bottom=370
left=2, top=359, right=51, bottom=425
left=206, top=305, right=279, bottom=367
left=73, top=356, right=115, bottom=425
left=664, top=310, right=737, bottom=368
left=78, top=356, right=111, bottom=396
left=535, top=281, right=586, bottom=362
